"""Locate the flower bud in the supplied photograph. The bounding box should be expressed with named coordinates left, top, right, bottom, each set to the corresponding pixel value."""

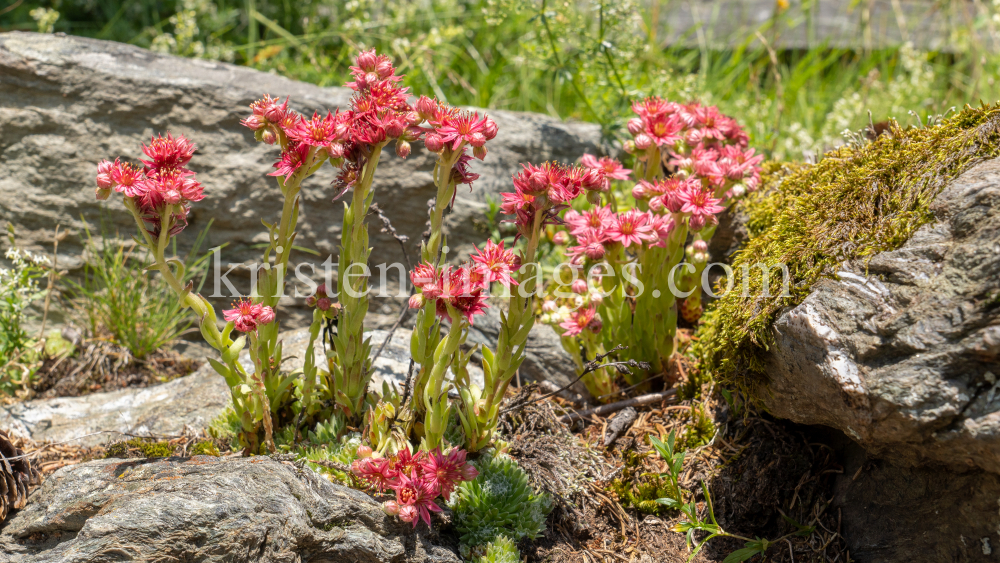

left=586, top=191, right=602, bottom=205
left=306, top=295, right=317, bottom=307
left=730, top=183, right=746, bottom=198
left=571, top=279, right=588, bottom=294
left=396, top=140, right=412, bottom=159
left=627, top=117, right=645, bottom=136
left=459, top=463, right=479, bottom=481
left=408, top=294, right=424, bottom=309
left=385, top=119, right=405, bottom=139
left=405, top=111, right=422, bottom=126
left=257, top=306, right=275, bottom=325
left=357, top=445, right=373, bottom=458
left=552, top=231, right=569, bottom=245
left=317, top=297, right=332, bottom=311
left=585, top=242, right=606, bottom=260
left=483, top=117, right=498, bottom=140
left=542, top=300, right=558, bottom=313
left=356, top=50, right=378, bottom=72
left=261, top=128, right=277, bottom=145
left=588, top=290, right=604, bottom=305
left=623, top=140, right=636, bottom=154
left=632, top=182, right=649, bottom=200
left=263, top=102, right=287, bottom=124
left=693, top=239, right=708, bottom=253
left=688, top=213, right=706, bottom=232
left=424, top=133, right=444, bottom=153
left=316, top=283, right=327, bottom=296
left=473, top=144, right=488, bottom=160
left=634, top=133, right=653, bottom=150
left=398, top=505, right=418, bottom=523
left=581, top=169, right=605, bottom=191
left=528, top=171, right=548, bottom=193
left=588, top=316, right=603, bottom=333
left=466, top=131, right=486, bottom=148
left=648, top=195, right=665, bottom=213
left=96, top=160, right=115, bottom=189
left=416, top=96, right=437, bottom=120
left=375, top=59, right=393, bottom=79
left=95, top=187, right=112, bottom=200
left=383, top=500, right=400, bottom=516
left=242, top=115, right=263, bottom=131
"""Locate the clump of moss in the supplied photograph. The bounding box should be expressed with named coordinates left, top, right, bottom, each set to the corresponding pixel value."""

left=190, top=440, right=220, bottom=457
left=104, top=438, right=174, bottom=459
left=608, top=450, right=672, bottom=514
left=696, top=104, right=1000, bottom=396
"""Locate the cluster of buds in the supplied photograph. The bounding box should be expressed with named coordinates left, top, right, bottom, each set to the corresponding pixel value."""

left=96, top=134, right=202, bottom=237
left=501, top=162, right=606, bottom=238
left=408, top=240, right=519, bottom=324
left=304, top=283, right=338, bottom=313
left=352, top=447, right=478, bottom=528
left=416, top=96, right=497, bottom=163
left=223, top=298, right=276, bottom=333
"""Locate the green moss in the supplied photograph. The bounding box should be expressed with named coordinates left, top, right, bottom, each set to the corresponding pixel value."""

left=104, top=438, right=174, bottom=459
left=696, top=104, right=1000, bottom=396
left=190, top=440, right=220, bottom=457
left=608, top=450, right=672, bottom=514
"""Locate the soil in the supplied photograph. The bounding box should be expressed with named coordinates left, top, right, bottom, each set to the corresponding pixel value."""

left=29, top=340, right=200, bottom=399
left=497, top=384, right=849, bottom=563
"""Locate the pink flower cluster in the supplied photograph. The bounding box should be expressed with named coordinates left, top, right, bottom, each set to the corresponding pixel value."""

left=222, top=298, right=276, bottom=333
left=408, top=241, right=519, bottom=324
left=500, top=162, right=606, bottom=237
left=242, top=50, right=496, bottom=199
left=95, top=134, right=203, bottom=236
left=304, top=283, right=337, bottom=312
left=625, top=98, right=763, bottom=200
left=562, top=205, right=675, bottom=263
left=351, top=447, right=478, bottom=528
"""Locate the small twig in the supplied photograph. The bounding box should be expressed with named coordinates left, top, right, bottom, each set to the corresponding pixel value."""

left=559, top=389, right=677, bottom=423
left=305, top=457, right=351, bottom=473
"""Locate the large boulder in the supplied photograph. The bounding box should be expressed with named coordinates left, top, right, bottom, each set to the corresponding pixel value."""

left=0, top=456, right=458, bottom=562
left=0, top=31, right=601, bottom=298
left=762, top=157, right=1000, bottom=561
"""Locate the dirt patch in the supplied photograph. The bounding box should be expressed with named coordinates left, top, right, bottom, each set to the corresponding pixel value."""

left=30, top=341, right=199, bottom=399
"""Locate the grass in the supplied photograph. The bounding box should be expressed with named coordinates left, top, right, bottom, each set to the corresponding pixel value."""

left=65, top=218, right=215, bottom=360
left=2, top=0, right=999, bottom=161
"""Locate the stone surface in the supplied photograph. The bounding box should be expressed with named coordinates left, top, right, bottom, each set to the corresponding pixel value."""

left=0, top=456, right=459, bottom=562
left=0, top=328, right=459, bottom=447
left=763, top=157, right=1000, bottom=473
left=0, top=31, right=600, bottom=302
left=762, top=157, right=1000, bottom=561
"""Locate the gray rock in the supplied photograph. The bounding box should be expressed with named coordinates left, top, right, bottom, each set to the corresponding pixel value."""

left=0, top=456, right=458, bottom=562
left=762, top=156, right=1000, bottom=473
left=0, top=328, right=474, bottom=446
left=0, top=31, right=600, bottom=305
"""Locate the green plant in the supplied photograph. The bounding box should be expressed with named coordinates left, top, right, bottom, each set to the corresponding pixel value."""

left=650, top=430, right=812, bottom=562
left=0, top=226, right=50, bottom=395
left=190, top=440, right=221, bottom=456
left=104, top=438, right=175, bottom=458
left=449, top=451, right=551, bottom=548
left=67, top=220, right=213, bottom=360
left=473, top=535, right=520, bottom=563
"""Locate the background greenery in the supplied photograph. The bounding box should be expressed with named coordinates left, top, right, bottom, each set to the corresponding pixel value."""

left=3, top=0, right=1000, bottom=159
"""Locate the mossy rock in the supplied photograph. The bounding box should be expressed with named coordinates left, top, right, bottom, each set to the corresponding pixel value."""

left=104, top=438, right=175, bottom=459
left=695, top=103, right=1000, bottom=396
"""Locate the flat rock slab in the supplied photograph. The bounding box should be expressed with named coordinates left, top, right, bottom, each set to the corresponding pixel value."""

left=0, top=456, right=458, bottom=562
left=0, top=329, right=441, bottom=447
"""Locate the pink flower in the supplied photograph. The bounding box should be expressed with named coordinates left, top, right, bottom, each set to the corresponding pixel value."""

left=222, top=299, right=274, bottom=333
left=571, top=279, right=588, bottom=294
left=391, top=470, right=442, bottom=528
left=96, top=160, right=115, bottom=189
left=450, top=150, right=480, bottom=186
left=643, top=113, right=684, bottom=147
left=141, top=133, right=196, bottom=171
left=432, top=110, right=490, bottom=151
left=419, top=448, right=476, bottom=501
left=559, top=307, right=597, bottom=337
left=287, top=112, right=341, bottom=148
left=270, top=142, right=310, bottom=178
left=679, top=187, right=725, bottom=219
left=631, top=96, right=677, bottom=120
left=471, top=240, right=519, bottom=288
left=137, top=167, right=204, bottom=210
left=246, top=94, right=290, bottom=126
left=581, top=154, right=632, bottom=182
left=606, top=209, right=656, bottom=248
left=352, top=456, right=400, bottom=493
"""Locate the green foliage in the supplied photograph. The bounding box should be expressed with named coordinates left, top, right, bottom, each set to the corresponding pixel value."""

left=190, top=440, right=221, bottom=456
left=450, top=452, right=551, bottom=548
left=696, top=104, right=1000, bottom=397
left=472, top=535, right=521, bottom=563
left=608, top=450, right=673, bottom=514
left=66, top=220, right=214, bottom=360
left=274, top=416, right=359, bottom=484
left=5, top=1, right=998, bottom=160
left=105, top=438, right=175, bottom=458
left=0, top=227, right=49, bottom=395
